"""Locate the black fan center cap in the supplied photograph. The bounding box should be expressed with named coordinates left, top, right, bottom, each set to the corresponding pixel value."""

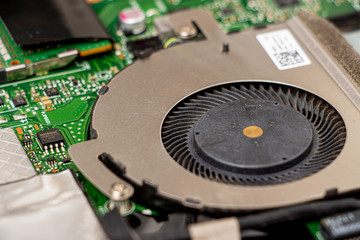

left=193, top=99, right=314, bottom=174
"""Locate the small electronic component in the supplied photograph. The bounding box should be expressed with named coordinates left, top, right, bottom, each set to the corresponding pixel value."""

left=275, top=0, right=299, bottom=8
left=22, top=139, right=33, bottom=148
left=127, top=37, right=163, bottom=59
left=13, top=114, right=27, bottom=120
left=119, top=8, right=146, bottom=35
left=0, top=97, right=4, bottom=106
left=321, top=210, right=360, bottom=239
left=12, top=96, right=27, bottom=107
left=220, top=8, right=233, bottom=15
left=0, top=90, right=6, bottom=96
left=62, top=157, right=71, bottom=164
left=45, top=88, right=60, bottom=97
left=36, top=128, right=65, bottom=153
left=0, top=117, right=7, bottom=123
left=31, top=88, right=40, bottom=99
left=46, top=157, right=57, bottom=167
left=72, top=78, right=78, bottom=86
left=28, top=151, right=37, bottom=160
left=28, top=152, right=35, bottom=158
left=41, top=96, right=52, bottom=108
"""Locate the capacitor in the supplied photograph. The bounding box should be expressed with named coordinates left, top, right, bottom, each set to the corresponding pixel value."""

left=119, top=8, right=146, bottom=35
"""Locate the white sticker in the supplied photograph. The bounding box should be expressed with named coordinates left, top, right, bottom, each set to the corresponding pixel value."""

left=256, top=29, right=311, bottom=70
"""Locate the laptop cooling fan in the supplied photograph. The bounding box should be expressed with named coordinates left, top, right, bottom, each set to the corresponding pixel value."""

left=162, top=82, right=346, bottom=186
left=69, top=10, right=360, bottom=212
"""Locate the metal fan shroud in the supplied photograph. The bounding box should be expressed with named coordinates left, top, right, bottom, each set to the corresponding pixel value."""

left=69, top=10, right=360, bottom=211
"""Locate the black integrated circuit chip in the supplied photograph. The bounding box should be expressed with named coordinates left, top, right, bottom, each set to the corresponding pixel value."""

left=62, top=157, right=71, bottom=164
left=36, top=128, right=64, bottom=148
left=12, top=96, right=27, bottom=107
left=0, top=97, right=4, bottom=106
left=220, top=8, right=233, bottom=15
left=46, top=157, right=56, bottom=163
left=45, top=87, right=60, bottom=97
left=22, top=138, right=33, bottom=147
left=72, top=79, right=78, bottom=86
left=0, top=0, right=110, bottom=46
left=274, top=0, right=299, bottom=8
left=46, top=157, right=57, bottom=165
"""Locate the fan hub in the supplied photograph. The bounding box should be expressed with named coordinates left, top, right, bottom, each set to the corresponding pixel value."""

left=242, top=126, right=264, bottom=138
left=193, top=99, right=314, bottom=174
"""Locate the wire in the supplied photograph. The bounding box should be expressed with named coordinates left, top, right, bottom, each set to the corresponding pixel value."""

left=164, top=37, right=183, bottom=49
left=238, top=198, right=360, bottom=230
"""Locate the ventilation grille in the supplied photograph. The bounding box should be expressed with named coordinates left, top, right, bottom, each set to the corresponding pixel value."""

left=161, top=82, right=346, bottom=185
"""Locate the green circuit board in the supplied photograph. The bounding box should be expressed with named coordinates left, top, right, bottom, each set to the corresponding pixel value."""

left=0, top=16, right=112, bottom=69
left=93, top=0, right=357, bottom=35
left=0, top=0, right=359, bottom=237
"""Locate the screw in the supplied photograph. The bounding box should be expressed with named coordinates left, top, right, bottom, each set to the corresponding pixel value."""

left=110, top=182, right=131, bottom=201
left=109, top=182, right=133, bottom=214
left=176, top=24, right=198, bottom=39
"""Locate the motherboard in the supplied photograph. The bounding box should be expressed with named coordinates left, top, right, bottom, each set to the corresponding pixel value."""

left=1, top=0, right=360, bottom=239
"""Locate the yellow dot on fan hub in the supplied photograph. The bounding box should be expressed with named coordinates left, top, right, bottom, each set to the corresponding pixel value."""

left=243, top=126, right=263, bottom=138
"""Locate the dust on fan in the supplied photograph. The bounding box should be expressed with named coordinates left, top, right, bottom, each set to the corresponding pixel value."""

left=161, top=82, right=346, bottom=185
